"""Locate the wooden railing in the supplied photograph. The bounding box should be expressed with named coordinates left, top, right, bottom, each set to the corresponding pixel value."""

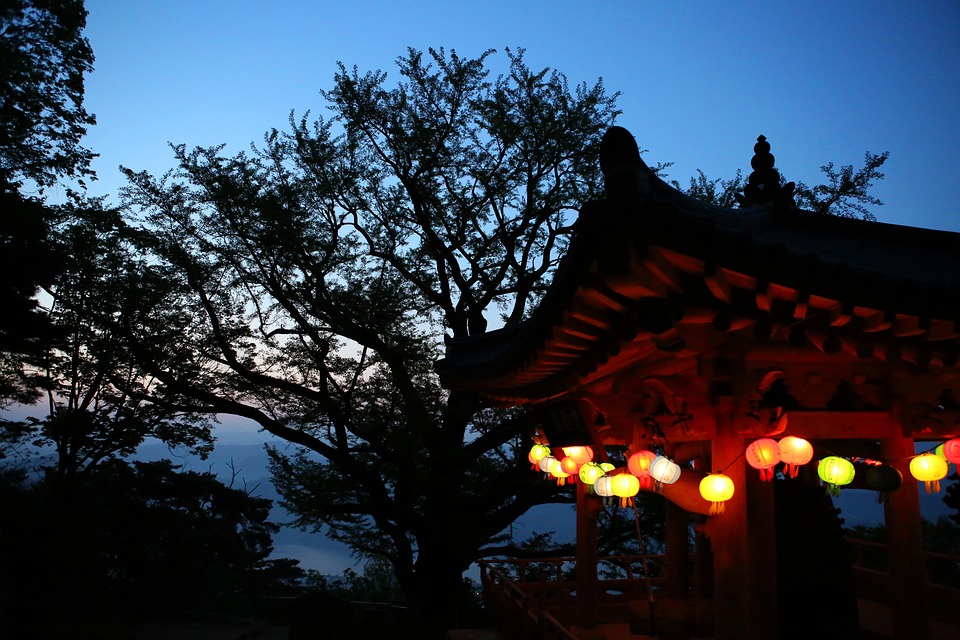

left=478, top=555, right=668, bottom=638
left=846, top=537, right=960, bottom=623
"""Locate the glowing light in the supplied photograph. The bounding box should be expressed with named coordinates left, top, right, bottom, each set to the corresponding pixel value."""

left=745, top=438, right=781, bottom=482
left=627, top=450, right=657, bottom=490
left=699, top=473, right=735, bottom=515
left=909, top=452, right=948, bottom=493
left=778, top=436, right=814, bottom=478
left=817, top=456, right=855, bottom=496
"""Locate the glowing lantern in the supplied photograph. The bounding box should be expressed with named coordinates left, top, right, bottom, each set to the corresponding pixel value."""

left=594, top=475, right=615, bottom=504
left=939, top=438, right=960, bottom=466
left=611, top=472, right=641, bottom=508
left=627, top=450, right=657, bottom=490
left=699, top=473, right=735, bottom=515
left=650, top=455, right=681, bottom=489
left=779, top=436, right=814, bottom=478
left=579, top=462, right=605, bottom=486
left=548, top=458, right=571, bottom=486
left=528, top=444, right=551, bottom=471
left=562, top=446, right=594, bottom=466
left=599, top=462, right=616, bottom=474
left=540, top=455, right=557, bottom=473
left=745, top=438, right=782, bottom=482
left=909, top=452, right=948, bottom=493
left=864, top=464, right=902, bottom=503
left=560, top=455, right=582, bottom=477
left=818, top=456, right=855, bottom=496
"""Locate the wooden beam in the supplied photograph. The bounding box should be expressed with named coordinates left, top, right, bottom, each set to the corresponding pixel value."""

left=779, top=411, right=900, bottom=439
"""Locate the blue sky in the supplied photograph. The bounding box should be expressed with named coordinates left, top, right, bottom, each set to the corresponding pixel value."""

left=80, top=0, right=960, bottom=232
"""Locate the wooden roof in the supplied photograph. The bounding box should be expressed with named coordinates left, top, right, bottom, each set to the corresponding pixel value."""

left=436, top=127, right=960, bottom=444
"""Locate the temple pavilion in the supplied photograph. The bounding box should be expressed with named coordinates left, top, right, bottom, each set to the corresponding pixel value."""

left=437, top=127, right=960, bottom=640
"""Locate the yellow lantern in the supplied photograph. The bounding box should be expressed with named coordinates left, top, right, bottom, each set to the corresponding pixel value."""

left=909, top=452, right=948, bottom=493
left=779, top=436, right=814, bottom=478
left=579, top=462, right=604, bottom=486
left=528, top=444, right=551, bottom=471
left=611, top=472, right=641, bottom=508
left=745, top=438, right=781, bottom=482
left=548, top=458, right=571, bottom=486
left=699, top=473, right=735, bottom=515
left=627, top=450, right=657, bottom=490
left=818, top=456, right=855, bottom=496
left=599, top=462, right=616, bottom=474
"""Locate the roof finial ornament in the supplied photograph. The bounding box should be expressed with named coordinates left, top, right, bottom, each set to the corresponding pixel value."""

left=735, top=135, right=797, bottom=212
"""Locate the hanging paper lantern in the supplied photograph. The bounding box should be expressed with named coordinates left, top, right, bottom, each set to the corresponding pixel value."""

left=528, top=444, right=551, bottom=471
left=864, top=464, right=902, bottom=503
left=562, top=446, right=594, bottom=466
left=594, top=475, right=616, bottom=505
left=779, top=436, right=814, bottom=478
left=909, top=452, right=948, bottom=493
left=939, top=438, right=960, bottom=466
left=548, top=458, right=571, bottom=486
left=560, top=455, right=582, bottom=477
left=627, top=450, right=657, bottom=490
left=818, top=456, right=855, bottom=496
left=599, top=462, right=616, bottom=474
left=745, top=438, right=782, bottom=482
left=699, top=473, right=735, bottom=515
left=579, top=462, right=605, bottom=486
left=540, top=455, right=557, bottom=473
left=611, top=472, right=641, bottom=508
left=649, top=455, right=682, bottom=489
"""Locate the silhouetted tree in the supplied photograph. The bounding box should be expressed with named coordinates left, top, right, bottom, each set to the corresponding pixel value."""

left=0, top=458, right=295, bottom=636
left=116, top=47, right=616, bottom=636
left=0, top=0, right=96, bottom=192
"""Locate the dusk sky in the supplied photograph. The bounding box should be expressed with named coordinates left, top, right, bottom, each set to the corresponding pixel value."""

left=80, top=0, right=960, bottom=232
left=65, top=0, right=960, bottom=574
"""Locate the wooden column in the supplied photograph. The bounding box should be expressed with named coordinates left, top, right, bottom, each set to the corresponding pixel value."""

left=710, top=403, right=749, bottom=640
left=745, top=455, right=778, bottom=639
left=881, top=434, right=930, bottom=640
left=575, top=479, right=600, bottom=631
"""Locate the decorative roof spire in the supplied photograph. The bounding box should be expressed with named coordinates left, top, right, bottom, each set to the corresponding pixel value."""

left=736, top=135, right=797, bottom=211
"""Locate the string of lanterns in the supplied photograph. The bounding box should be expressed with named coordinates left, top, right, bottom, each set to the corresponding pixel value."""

left=527, top=435, right=960, bottom=514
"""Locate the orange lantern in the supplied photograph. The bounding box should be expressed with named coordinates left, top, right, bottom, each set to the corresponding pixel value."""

left=818, top=456, right=855, bottom=496
left=627, top=450, right=657, bottom=490
left=909, top=452, right=948, bottom=493
left=699, top=473, right=735, bottom=515
left=611, top=472, right=641, bottom=508
left=560, top=455, right=582, bottom=478
left=779, top=436, right=814, bottom=478
left=562, top=446, right=594, bottom=465
left=745, top=438, right=781, bottom=482
left=528, top=444, right=551, bottom=471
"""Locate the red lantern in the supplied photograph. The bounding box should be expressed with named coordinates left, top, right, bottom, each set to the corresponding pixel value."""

left=940, top=438, right=960, bottom=466
left=627, top=450, right=657, bottom=490
left=779, top=436, right=814, bottom=478
left=746, top=438, right=781, bottom=482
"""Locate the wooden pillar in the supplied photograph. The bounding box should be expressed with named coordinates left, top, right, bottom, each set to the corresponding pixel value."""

left=745, top=455, right=778, bottom=639
left=575, top=479, right=600, bottom=630
left=710, top=403, right=749, bottom=640
left=664, top=500, right=690, bottom=598
left=881, top=434, right=930, bottom=640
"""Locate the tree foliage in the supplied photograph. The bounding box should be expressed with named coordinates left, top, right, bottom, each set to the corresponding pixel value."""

left=793, top=151, right=889, bottom=220
left=0, top=458, right=293, bottom=636
left=0, top=0, right=96, bottom=192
